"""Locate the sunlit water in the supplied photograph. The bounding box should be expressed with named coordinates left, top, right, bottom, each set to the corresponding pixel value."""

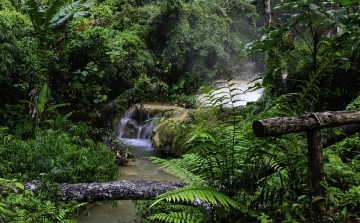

left=198, top=79, right=262, bottom=107
left=78, top=138, right=179, bottom=223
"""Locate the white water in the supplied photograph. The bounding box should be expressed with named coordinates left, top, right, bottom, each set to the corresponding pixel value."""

left=117, top=107, right=136, bottom=138
left=198, top=79, right=262, bottom=107
left=117, top=108, right=155, bottom=139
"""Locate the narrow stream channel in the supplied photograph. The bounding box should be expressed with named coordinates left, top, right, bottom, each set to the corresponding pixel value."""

left=78, top=81, right=261, bottom=222
left=79, top=111, right=179, bottom=223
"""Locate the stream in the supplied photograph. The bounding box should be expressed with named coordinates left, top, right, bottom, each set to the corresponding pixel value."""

left=78, top=80, right=262, bottom=222
left=78, top=112, right=179, bottom=223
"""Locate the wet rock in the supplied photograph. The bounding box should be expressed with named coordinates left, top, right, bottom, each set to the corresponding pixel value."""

left=122, top=120, right=139, bottom=138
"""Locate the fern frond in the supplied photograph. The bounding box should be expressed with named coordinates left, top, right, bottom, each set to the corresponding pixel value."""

left=188, top=141, right=218, bottom=155
left=151, top=154, right=205, bottom=184
left=148, top=212, right=201, bottom=223
left=150, top=185, right=242, bottom=210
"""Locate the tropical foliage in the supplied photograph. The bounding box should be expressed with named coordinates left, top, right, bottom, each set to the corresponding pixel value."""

left=143, top=77, right=360, bottom=223
left=134, top=0, right=360, bottom=222
left=2, top=0, right=360, bottom=221
left=246, top=0, right=360, bottom=112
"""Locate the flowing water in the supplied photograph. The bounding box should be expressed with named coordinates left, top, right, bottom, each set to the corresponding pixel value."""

left=79, top=80, right=262, bottom=222
left=78, top=111, right=179, bottom=223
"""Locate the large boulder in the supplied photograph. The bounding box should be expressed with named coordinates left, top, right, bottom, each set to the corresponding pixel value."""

left=151, top=108, right=190, bottom=157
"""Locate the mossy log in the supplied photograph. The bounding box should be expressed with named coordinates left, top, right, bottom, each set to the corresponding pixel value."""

left=253, top=110, right=360, bottom=137
left=21, top=180, right=186, bottom=202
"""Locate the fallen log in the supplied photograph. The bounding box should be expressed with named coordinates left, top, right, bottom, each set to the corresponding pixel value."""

left=21, top=180, right=186, bottom=202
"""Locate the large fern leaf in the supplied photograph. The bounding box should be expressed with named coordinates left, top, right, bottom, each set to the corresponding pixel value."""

left=150, top=185, right=243, bottom=211
left=151, top=154, right=206, bottom=184
left=148, top=212, right=201, bottom=223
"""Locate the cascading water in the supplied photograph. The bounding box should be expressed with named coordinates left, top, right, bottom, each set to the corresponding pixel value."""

left=79, top=105, right=178, bottom=223
left=116, top=107, right=156, bottom=150
left=117, top=107, right=155, bottom=139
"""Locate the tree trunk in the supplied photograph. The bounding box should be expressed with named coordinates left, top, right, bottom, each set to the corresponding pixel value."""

left=21, top=180, right=186, bottom=202
left=253, top=110, right=360, bottom=137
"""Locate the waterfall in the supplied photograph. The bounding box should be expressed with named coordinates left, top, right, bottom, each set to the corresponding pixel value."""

left=117, top=107, right=154, bottom=141
left=137, top=126, right=142, bottom=139
left=117, top=107, right=135, bottom=138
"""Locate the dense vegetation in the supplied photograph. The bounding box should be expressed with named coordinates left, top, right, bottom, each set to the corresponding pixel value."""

left=0, top=0, right=257, bottom=221
left=134, top=0, right=360, bottom=222
left=1, top=0, right=360, bottom=222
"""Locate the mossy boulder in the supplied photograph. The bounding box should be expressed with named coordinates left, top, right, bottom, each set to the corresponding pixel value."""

left=151, top=108, right=191, bottom=157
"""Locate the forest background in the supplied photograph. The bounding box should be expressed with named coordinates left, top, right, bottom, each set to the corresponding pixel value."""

left=1, top=0, right=360, bottom=222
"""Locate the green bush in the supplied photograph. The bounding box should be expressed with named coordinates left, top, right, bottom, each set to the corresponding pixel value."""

left=0, top=178, right=85, bottom=223
left=0, top=125, right=118, bottom=183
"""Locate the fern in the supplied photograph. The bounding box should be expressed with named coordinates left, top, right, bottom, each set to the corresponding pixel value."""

left=150, top=185, right=243, bottom=210
left=295, top=71, right=320, bottom=113
left=263, top=70, right=321, bottom=117
left=148, top=212, right=201, bottom=223
left=148, top=71, right=256, bottom=221
left=151, top=154, right=206, bottom=184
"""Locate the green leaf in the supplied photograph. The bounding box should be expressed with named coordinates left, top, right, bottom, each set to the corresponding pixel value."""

left=311, top=196, right=325, bottom=203
left=149, top=211, right=201, bottom=223
left=14, top=181, right=24, bottom=190
left=82, top=0, right=93, bottom=9
left=38, top=84, right=48, bottom=114
left=26, top=0, right=45, bottom=29
left=62, top=112, right=73, bottom=120
left=50, top=0, right=86, bottom=28
left=47, top=103, right=70, bottom=112
left=44, top=0, right=65, bottom=25
left=262, top=74, right=275, bottom=87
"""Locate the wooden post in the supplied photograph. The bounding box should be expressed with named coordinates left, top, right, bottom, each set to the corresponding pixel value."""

left=252, top=110, right=360, bottom=215
left=306, top=129, right=325, bottom=212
